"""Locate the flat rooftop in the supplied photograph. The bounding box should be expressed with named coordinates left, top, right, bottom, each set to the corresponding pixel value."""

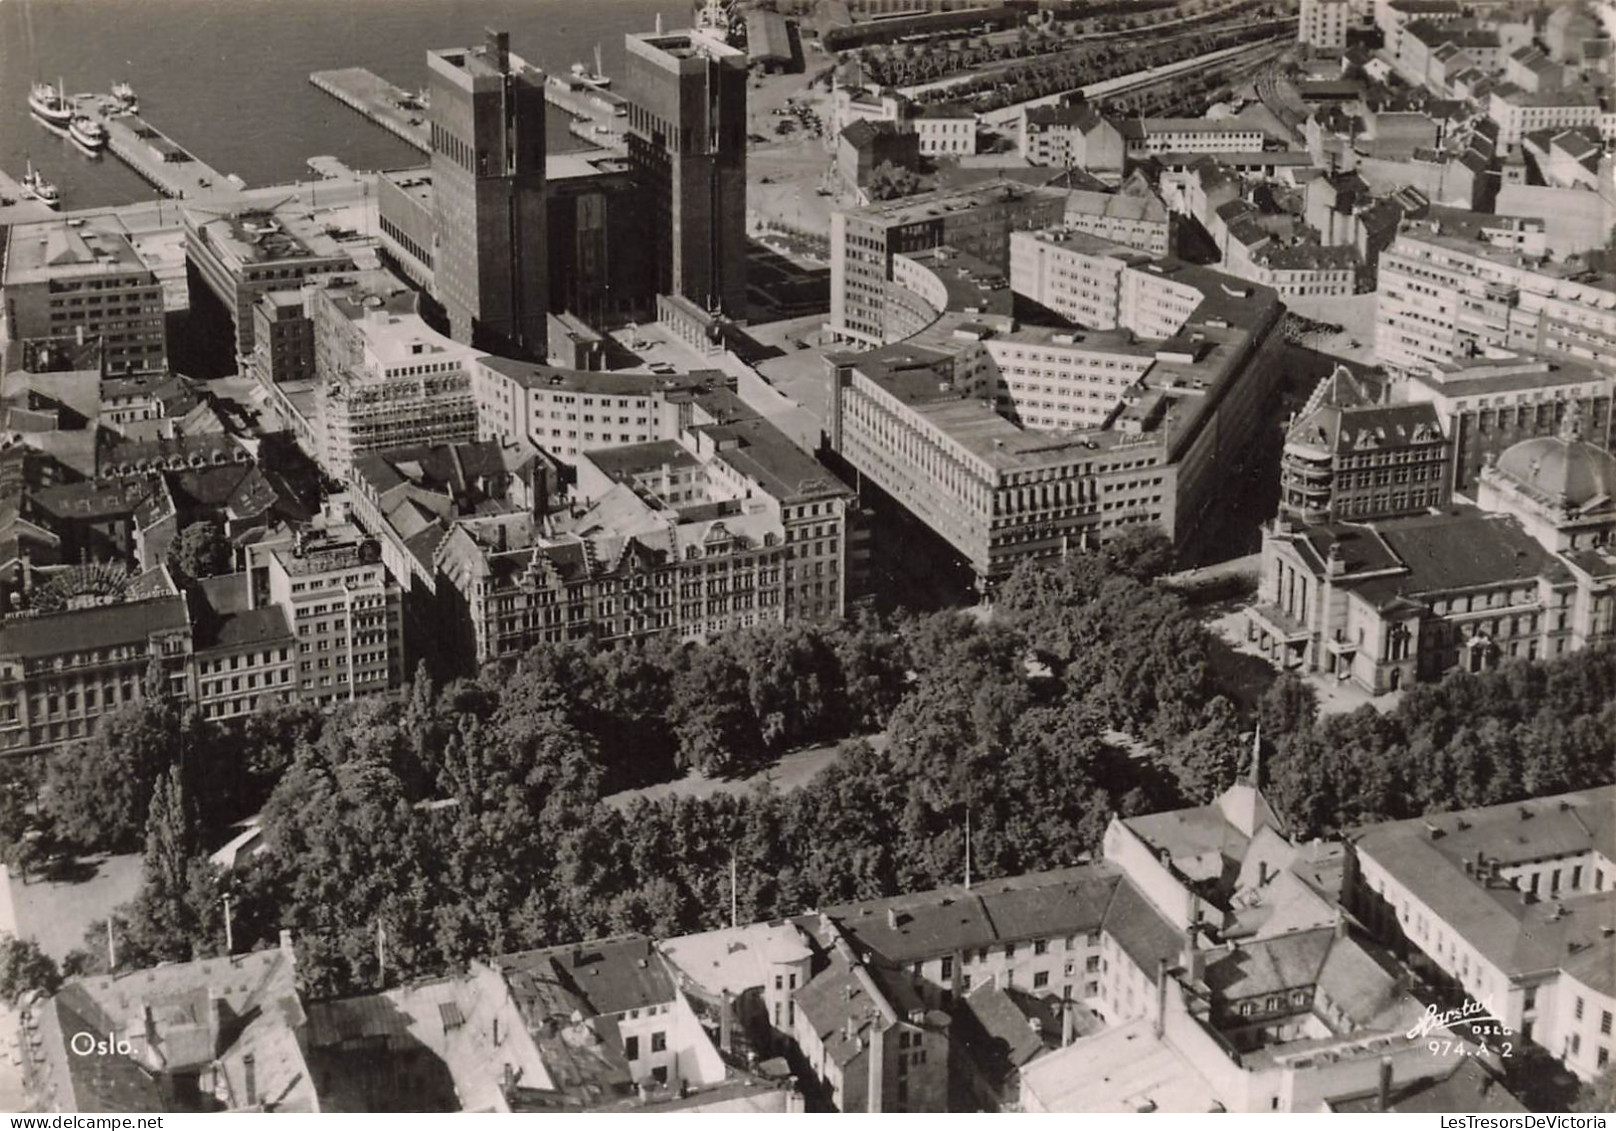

left=626, top=28, right=745, bottom=63
left=1404, top=356, right=1605, bottom=398
left=183, top=198, right=366, bottom=268
left=479, top=355, right=717, bottom=398
left=1020, top=1019, right=1221, bottom=1113
left=2, top=216, right=149, bottom=286
left=842, top=179, right=1063, bottom=230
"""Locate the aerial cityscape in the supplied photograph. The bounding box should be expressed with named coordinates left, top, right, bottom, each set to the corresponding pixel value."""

left=0, top=0, right=1614, bottom=1116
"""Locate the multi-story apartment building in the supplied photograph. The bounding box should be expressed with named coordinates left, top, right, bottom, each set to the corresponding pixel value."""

left=1062, top=184, right=1171, bottom=257
left=1280, top=366, right=1450, bottom=523
left=1010, top=228, right=1149, bottom=329
left=249, top=288, right=315, bottom=388
left=1375, top=230, right=1616, bottom=375
left=1018, top=103, right=1125, bottom=176
left=248, top=523, right=404, bottom=709
left=304, top=271, right=481, bottom=480
left=1119, top=118, right=1269, bottom=156
left=0, top=576, right=190, bottom=757
left=1390, top=354, right=1612, bottom=494
left=426, top=30, right=548, bottom=357
left=828, top=237, right=1285, bottom=586
left=183, top=198, right=359, bottom=364
left=471, top=357, right=703, bottom=462
left=1300, top=0, right=1351, bottom=50
left=189, top=573, right=298, bottom=723
left=1486, top=85, right=1600, bottom=150
left=1350, top=787, right=1616, bottom=1082
left=1375, top=0, right=1462, bottom=57
left=428, top=386, right=855, bottom=666
left=830, top=182, right=1067, bottom=346
left=909, top=103, right=976, bottom=157
left=792, top=941, right=952, bottom=1112
left=0, top=216, right=166, bottom=374
left=623, top=28, right=748, bottom=318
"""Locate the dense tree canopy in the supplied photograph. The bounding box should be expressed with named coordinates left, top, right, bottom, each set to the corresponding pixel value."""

left=169, top=520, right=233, bottom=581
left=51, top=543, right=1616, bottom=998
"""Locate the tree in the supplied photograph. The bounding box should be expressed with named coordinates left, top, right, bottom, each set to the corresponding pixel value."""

left=669, top=649, right=762, bottom=777
left=867, top=161, right=924, bottom=201
left=122, top=767, right=203, bottom=963
left=1574, top=1066, right=1616, bottom=1113
left=40, top=696, right=183, bottom=853
left=1101, top=526, right=1175, bottom=581
left=169, top=520, right=232, bottom=580
left=0, top=935, right=61, bottom=1002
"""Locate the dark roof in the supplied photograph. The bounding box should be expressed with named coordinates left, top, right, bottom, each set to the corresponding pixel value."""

left=30, top=477, right=155, bottom=520
left=840, top=118, right=905, bottom=149
left=583, top=440, right=700, bottom=481
left=1371, top=511, right=1561, bottom=596
left=954, top=984, right=1093, bottom=1084
left=352, top=440, right=511, bottom=497
left=193, top=574, right=293, bottom=654
left=691, top=400, right=853, bottom=505
left=1101, top=878, right=1184, bottom=978
left=494, top=935, right=676, bottom=1020
left=1353, top=787, right=1616, bottom=980
left=1202, top=929, right=1334, bottom=1001
left=823, top=864, right=1121, bottom=964
left=0, top=595, right=189, bottom=658
left=1025, top=102, right=1109, bottom=133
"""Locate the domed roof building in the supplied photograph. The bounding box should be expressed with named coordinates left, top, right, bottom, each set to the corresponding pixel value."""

left=1477, top=423, right=1616, bottom=552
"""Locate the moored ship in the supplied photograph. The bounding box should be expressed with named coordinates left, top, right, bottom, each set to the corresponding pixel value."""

left=20, top=160, right=61, bottom=209
left=28, top=80, right=74, bottom=129
left=68, top=115, right=108, bottom=155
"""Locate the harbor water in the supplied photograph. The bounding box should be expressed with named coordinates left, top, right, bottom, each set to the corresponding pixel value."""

left=0, top=0, right=677, bottom=210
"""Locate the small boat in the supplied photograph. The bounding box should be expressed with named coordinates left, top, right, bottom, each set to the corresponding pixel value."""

left=111, top=81, right=138, bottom=114
left=28, top=80, right=74, bottom=129
left=570, top=45, right=612, bottom=90
left=68, top=115, right=107, bottom=155
left=20, top=161, right=61, bottom=209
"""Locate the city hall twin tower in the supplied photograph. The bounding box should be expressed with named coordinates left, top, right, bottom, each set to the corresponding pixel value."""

left=387, top=26, right=749, bottom=361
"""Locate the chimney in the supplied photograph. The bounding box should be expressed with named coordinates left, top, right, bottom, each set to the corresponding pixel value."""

left=75, top=324, right=85, bottom=347
left=208, top=990, right=228, bottom=1058
left=486, top=28, right=511, bottom=74
left=1154, top=958, right=1169, bottom=1039
left=867, top=1024, right=885, bottom=1113
left=886, top=907, right=899, bottom=929
left=1377, top=1055, right=1393, bottom=1112
left=243, top=1053, right=258, bottom=1108
left=720, top=990, right=734, bottom=1052
left=1061, top=999, right=1076, bottom=1047
left=278, top=929, right=294, bottom=954
left=1181, top=928, right=1206, bottom=983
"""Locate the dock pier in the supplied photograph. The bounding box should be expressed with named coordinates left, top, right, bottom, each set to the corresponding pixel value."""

left=0, top=167, right=58, bottom=224
left=308, top=64, right=627, bottom=157
left=63, top=94, right=240, bottom=199
left=309, top=69, right=429, bottom=152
